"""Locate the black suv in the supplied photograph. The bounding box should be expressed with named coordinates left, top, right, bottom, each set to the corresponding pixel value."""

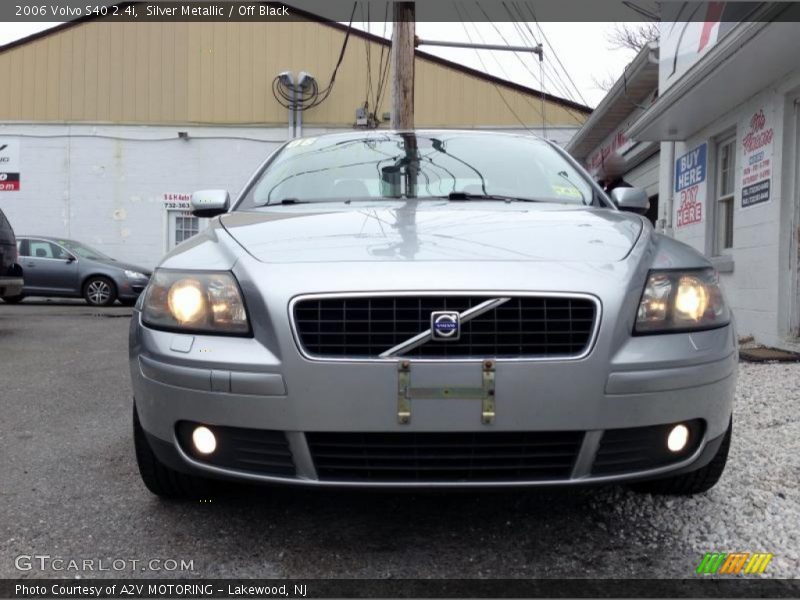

left=0, top=208, right=23, bottom=300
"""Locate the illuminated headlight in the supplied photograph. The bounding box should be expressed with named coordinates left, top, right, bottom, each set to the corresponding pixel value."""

left=141, top=270, right=250, bottom=335
left=124, top=269, right=148, bottom=280
left=635, top=268, right=730, bottom=334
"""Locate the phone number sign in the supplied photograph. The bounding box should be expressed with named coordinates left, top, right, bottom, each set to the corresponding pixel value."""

left=0, top=139, right=20, bottom=191
left=674, top=143, right=707, bottom=228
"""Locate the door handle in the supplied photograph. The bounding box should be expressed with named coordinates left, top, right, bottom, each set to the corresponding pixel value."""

left=25, top=262, right=35, bottom=267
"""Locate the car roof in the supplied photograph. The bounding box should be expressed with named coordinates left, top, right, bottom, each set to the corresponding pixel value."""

left=286, top=129, right=548, bottom=144
left=18, top=235, right=77, bottom=244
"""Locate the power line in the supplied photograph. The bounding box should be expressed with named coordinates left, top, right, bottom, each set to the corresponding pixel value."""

left=371, top=2, right=392, bottom=127
left=505, top=17, right=574, bottom=102
left=361, top=3, right=374, bottom=113
left=516, top=1, right=590, bottom=106
left=459, top=3, right=547, bottom=128
left=466, top=3, right=587, bottom=127
left=453, top=3, right=540, bottom=135
left=466, top=5, right=533, bottom=86
left=507, top=18, right=583, bottom=110
left=502, top=6, right=589, bottom=124
left=503, top=7, right=576, bottom=103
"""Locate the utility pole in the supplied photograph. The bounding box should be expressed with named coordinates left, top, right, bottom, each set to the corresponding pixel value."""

left=391, top=2, right=415, bottom=130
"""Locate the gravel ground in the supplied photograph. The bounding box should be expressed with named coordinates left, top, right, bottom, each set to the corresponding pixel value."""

left=0, top=301, right=798, bottom=579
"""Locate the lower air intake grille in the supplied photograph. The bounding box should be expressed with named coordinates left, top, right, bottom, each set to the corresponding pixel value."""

left=306, top=431, right=584, bottom=482
left=176, top=422, right=296, bottom=477
left=292, top=295, right=597, bottom=359
left=591, top=420, right=704, bottom=476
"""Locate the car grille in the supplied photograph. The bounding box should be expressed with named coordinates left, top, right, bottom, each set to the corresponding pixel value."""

left=176, top=422, right=296, bottom=477
left=292, top=295, right=597, bottom=359
left=306, top=431, right=584, bottom=482
left=591, top=420, right=704, bottom=476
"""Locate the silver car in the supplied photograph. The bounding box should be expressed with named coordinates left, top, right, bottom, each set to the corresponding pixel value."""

left=130, top=131, right=736, bottom=499
left=6, top=236, right=151, bottom=306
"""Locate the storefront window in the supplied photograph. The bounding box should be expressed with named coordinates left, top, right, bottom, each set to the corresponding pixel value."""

left=714, top=137, right=736, bottom=253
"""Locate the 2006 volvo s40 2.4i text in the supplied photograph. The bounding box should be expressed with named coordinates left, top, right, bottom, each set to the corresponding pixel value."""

left=130, top=131, right=736, bottom=499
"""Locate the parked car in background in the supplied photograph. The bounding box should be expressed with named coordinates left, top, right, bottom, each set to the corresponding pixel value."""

left=0, top=208, right=23, bottom=301
left=4, top=236, right=151, bottom=306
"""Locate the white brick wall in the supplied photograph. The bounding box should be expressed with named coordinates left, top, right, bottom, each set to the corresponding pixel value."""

left=0, top=124, right=316, bottom=268
left=657, top=71, right=800, bottom=350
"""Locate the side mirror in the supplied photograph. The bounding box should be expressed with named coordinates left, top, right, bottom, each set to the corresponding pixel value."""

left=610, top=187, right=650, bottom=214
left=191, top=190, right=230, bottom=218
left=65, top=255, right=76, bottom=263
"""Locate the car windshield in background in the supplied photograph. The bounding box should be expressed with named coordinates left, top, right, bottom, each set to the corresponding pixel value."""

left=237, top=133, right=593, bottom=208
left=58, top=240, right=110, bottom=261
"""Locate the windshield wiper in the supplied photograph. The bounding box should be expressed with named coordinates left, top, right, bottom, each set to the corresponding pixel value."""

left=444, top=191, right=543, bottom=203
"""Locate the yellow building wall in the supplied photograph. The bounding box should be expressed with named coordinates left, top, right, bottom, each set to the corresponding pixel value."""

left=0, top=19, right=587, bottom=127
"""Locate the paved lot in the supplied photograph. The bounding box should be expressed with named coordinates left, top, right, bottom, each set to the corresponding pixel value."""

left=0, top=300, right=798, bottom=579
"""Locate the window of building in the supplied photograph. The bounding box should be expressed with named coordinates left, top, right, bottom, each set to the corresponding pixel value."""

left=714, top=137, right=736, bottom=254
left=174, top=215, right=200, bottom=246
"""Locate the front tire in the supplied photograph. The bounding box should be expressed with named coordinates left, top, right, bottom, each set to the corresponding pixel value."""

left=1, top=294, right=24, bottom=304
left=83, top=276, right=117, bottom=306
left=133, top=406, right=214, bottom=500
left=630, top=419, right=732, bottom=495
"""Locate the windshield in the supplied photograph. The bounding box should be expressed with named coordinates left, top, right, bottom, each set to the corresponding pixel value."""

left=58, top=240, right=111, bottom=261
left=236, top=133, right=595, bottom=208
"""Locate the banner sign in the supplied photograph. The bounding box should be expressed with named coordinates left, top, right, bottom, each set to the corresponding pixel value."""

left=0, top=138, right=21, bottom=191
left=163, top=192, right=192, bottom=211
left=674, top=142, right=707, bottom=228
left=740, top=108, right=773, bottom=208
left=4, top=578, right=800, bottom=599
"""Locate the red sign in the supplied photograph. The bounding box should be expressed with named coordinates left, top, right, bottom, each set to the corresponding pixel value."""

left=588, top=130, right=629, bottom=173
left=742, top=109, right=774, bottom=157
left=163, top=193, right=191, bottom=202
left=740, top=108, right=773, bottom=207
left=0, top=172, right=20, bottom=191
left=677, top=185, right=702, bottom=227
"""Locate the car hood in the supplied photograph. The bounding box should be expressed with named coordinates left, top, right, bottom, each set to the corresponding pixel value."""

left=220, top=201, right=643, bottom=264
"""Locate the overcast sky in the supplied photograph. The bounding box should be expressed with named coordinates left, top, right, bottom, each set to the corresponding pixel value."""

left=0, top=21, right=635, bottom=108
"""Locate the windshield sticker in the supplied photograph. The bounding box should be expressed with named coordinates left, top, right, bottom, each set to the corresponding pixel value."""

left=551, top=185, right=583, bottom=198
left=287, top=137, right=317, bottom=149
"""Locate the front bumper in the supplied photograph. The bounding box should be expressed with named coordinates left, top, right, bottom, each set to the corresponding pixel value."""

left=130, top=309, right=737, bottom=488
left=117, top=279, right=149, bottom=300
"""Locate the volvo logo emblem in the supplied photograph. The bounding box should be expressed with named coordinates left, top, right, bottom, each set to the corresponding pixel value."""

left=431, top=311, right=460, bottom=341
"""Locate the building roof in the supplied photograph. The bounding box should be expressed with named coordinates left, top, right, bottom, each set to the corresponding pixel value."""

left=565, top=42, right=658, bottom=160
left=0, top=5, right=591, bottom=116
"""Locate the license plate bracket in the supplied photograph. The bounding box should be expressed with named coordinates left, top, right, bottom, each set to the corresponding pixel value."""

left=396, top=360, right=495, bottom=425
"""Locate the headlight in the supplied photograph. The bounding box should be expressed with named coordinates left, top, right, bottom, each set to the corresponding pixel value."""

left=635, top=268, right=729, bottom=334
left=141, top=270, right=250, bottom=335
left=125, top=270, right=147, bottom=279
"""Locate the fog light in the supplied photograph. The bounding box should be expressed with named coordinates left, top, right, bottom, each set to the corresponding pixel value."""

left=192, top=426, right=217, bottom=455
left=667, top=424, right=689, bottom=453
